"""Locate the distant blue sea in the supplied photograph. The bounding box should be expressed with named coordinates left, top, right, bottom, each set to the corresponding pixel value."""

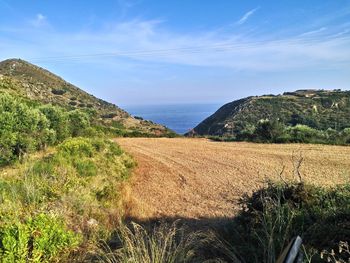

left=123, top=103, right=221, bottom=134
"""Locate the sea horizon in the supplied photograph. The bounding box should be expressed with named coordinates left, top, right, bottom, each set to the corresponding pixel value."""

left=122, top=103, right=222, bottom=134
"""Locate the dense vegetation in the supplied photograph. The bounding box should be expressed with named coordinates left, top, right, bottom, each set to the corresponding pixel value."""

left=0, top=58, right=174, bottom=137
left=192, top=89, right=350, bottom=145
left=0, top=92, right=176, bottom=166
left=220, top=181, right=350, bottom=262
left=0, top=60, right=178, bottom=261
left=0, top=136, right=134, bottom=261
left=0, top=93, right=95, bottom=166
left=210, top=119, right=350, bottom=144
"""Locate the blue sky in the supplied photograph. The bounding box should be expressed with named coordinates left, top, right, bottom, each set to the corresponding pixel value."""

left=0, top=0, right=350, bottom=106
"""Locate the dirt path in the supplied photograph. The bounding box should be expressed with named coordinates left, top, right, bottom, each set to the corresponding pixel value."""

left=117, top=138, right=350, bottom=220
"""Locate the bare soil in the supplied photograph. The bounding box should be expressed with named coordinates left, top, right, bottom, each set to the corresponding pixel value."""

left=116, top=138, right=350, bottom=221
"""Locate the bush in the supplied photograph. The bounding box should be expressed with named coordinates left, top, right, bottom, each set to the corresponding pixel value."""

left=58, top=137, right=95, bottom=157
left=222, top=182, right=350, bottom=263
left=40, top=105, right=70, bottom=142
left=0, top=137, right=134, bottom=261
left=74, top=158, right=97, bottom=177
left=0, top=94, right=99, bottom=166
left=51, top=89, right=66, bottom=95
left=213, top=119, right=350, bottom=145
left=287, top=124, right=323, bottom=143
left=67, top=110, right=90, bottom=137
left=255, top=119, right=286, bottom=143
left=0, top=94, right=55, bottom=165
left=0, top=214, right=81, bottom=262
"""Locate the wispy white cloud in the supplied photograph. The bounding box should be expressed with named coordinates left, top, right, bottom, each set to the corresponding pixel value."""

left=30, top=13, right=48, bottom=27
left=299, top=27, right=327, bottom=36
left=237, top=7, right=259, bottom=25
left=1, top=17, right=350, bottom=72
left=117, top=0, right=140, bottom=18
left=1, top=11, right=350, bottom=104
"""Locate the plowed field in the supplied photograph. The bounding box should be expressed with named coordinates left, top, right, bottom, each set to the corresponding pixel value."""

left=117, top=138, right=350, bottom=220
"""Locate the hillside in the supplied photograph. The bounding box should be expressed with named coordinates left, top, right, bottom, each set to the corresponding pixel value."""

left=0, top=58, right=172, bottom=136
left=191, top=89, right=350, bottom=137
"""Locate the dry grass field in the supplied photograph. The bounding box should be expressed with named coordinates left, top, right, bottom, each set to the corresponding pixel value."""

left=117, top=138, right=350, bottom=221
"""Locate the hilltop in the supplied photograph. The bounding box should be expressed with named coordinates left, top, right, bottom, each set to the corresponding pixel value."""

left=191, top=89, right=350, bottom=138
left=0, top=58, right=172, bottom=136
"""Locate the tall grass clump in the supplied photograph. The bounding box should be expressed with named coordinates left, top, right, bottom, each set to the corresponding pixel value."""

left=96, top=222, right=205, bottom=263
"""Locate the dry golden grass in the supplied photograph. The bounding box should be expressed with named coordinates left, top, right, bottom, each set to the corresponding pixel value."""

left=117, top=138, right=350, bottom=221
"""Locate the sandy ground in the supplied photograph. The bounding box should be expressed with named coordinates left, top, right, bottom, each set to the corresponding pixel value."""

left=116, top=138, right=350, bottom=220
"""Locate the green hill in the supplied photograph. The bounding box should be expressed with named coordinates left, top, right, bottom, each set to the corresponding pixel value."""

left=191, top=89, right=350, bottom=141
left=0, top=58, right=172, bottom=136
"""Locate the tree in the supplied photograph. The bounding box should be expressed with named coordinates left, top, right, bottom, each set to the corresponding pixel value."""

left=0, top=94, right=53, bottom=165
left=255, top=119, right=285, bottom=142
left=40, top=105, right=69, bottom=142
left=67, top=110, right=90, bottom=137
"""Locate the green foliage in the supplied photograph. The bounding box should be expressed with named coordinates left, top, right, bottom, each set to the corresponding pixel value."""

left=0, top=137, right=134, bottom=261
left=67, top=110, right=91, bottom=137
left=0, top=214, right=80, bottom=262
left=219, top=118, right=350, bottom=145
left=58, top=137, right=94, bottom=157
left=286, top=124, right=322, bottom=143
left=194, top=90, right=350, bottom=141
left=223, top=182, right=350, bottom=263
left=255, top=119, right=285, bottom=142
left=74, top=158, right=97, bottom=177
left=39, top=105, right=70, bottom=142
left=0, top=93, right=97, bottom=166
left=0, top=93, right=55, bottom=165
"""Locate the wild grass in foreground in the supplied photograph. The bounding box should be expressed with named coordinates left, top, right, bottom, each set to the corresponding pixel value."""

left=94, top=221, right=208, bottom=263
left=212, top=181, right=350, bottom=263
left=94, top=181, right=350, bottom=263
left=0, top=137, right=134, bottom=262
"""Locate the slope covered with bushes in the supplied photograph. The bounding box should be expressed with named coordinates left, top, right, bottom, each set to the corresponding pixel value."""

left=0, top=93, right=94, bottom=166
left=0, top=137, right=134, bottom=261
left=0, top=58, right=175, bottom=137
left=192, top=89, right=350, bottom=145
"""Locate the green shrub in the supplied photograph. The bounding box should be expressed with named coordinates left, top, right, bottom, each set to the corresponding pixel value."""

left=68, top=110, right=90, bottom=137
left=287, top=124, right=322, bottom=143
left=74, top=158, right=97, bottom=177
left=58, top=137, right=94, bottom=157
left=0, top=94, right=55, bottom=165
left=222, top=182, right=350, bottom=262
left=0, top=136, right=134, bottom=261
left=213, top=119, right=350, bottom=145
left=0, top=214, right=81, bottom=262
left=254, top=119, right=286, bottom=143
left=40, top=105, right=70, bottom=142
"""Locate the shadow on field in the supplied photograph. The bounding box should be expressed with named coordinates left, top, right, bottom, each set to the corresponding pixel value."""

left=112, top=182, right=350, bottom=263
left=124, top=215, right=236, bottom=232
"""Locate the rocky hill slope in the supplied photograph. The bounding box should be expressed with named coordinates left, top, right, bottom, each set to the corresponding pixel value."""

left=0, top=59, right=172, bottom=136
left=191, top=89, right=350, bottom=136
